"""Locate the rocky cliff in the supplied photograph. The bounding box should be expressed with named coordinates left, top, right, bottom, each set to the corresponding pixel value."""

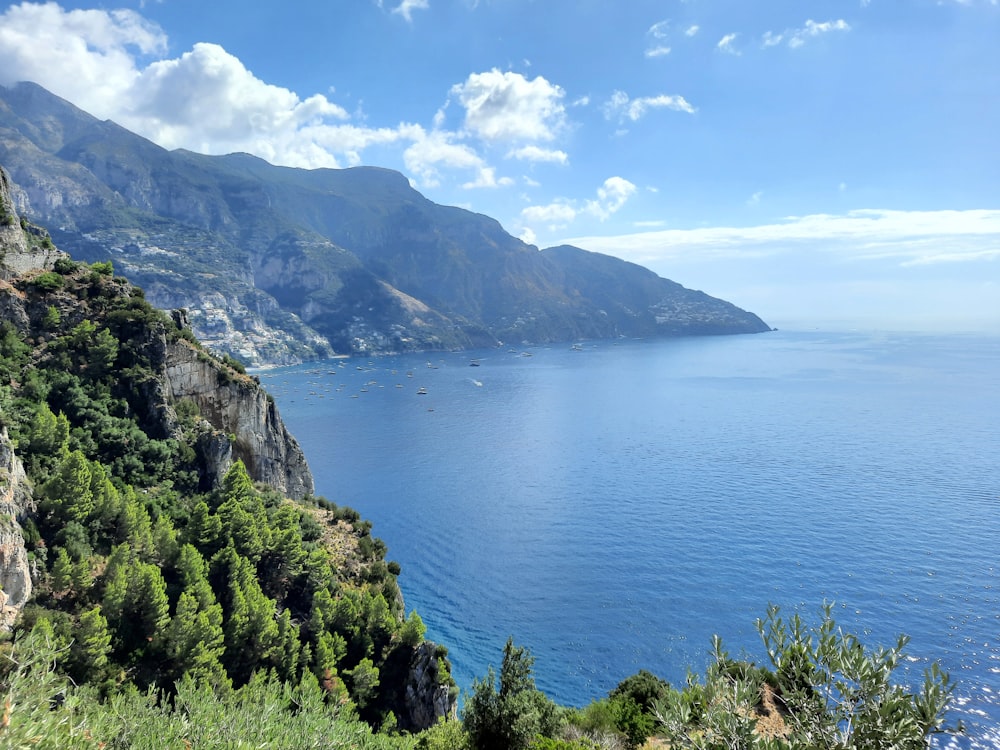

left=163, top=339, right=313, bottom=499
left=1, top=168, right=313, bottom=500
left=0, top=427, right=32, bottom=629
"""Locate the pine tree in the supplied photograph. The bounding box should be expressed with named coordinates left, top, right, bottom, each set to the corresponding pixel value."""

left=50, top=547, right=74, bottom=594
left=41, top=449, right=94, bottom=524
left=68, top=606, right=112, bottom=684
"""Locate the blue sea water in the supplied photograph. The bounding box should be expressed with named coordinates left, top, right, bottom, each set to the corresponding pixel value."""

left=257, top=330, right=1000, bottom=747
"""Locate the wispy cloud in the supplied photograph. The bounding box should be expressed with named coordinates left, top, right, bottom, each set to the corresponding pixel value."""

left=603, top=90, right=696, bottom=122
left=645, top=19, right=671, bottom=57
left=392, top=0, right=429, bottom=22
left=717, top=33, right=740, bottom=55
left=560, top=209, right=1000, bottom=267
left=519, top=177, right=638, bottom=230
left=506, top=145, right=568, bottom=164
left=685, top=24, right=700, bottom=37
left=762, top=19, right=851, bottom=49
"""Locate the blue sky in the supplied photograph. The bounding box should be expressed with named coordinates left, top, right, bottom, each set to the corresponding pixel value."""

left=0, top=0, right=998, bottom=330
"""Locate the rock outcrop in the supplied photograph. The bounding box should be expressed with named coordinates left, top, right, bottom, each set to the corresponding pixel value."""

left=0, top=427, right=33, bottom=629
left=0, top=166, right=61, bottom=280
left=402, top=642, right=458, bottom=731
left=163, top=342, right=313, bottom=499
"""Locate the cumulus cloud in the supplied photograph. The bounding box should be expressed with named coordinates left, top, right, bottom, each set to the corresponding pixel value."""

left=449, top=68, right=566, bottom=142
left=403, top=128, right=487, bottom=187
left=586, top=176, right=637, bottom=220
left=604, top=90, right=696, bottom=122
left=0, top=2, right=165, bottom=114
left=645, top=46, right=671, bottom=58
left=126, top=43, right=353, bottom=165
left=0, top=3, right=434, bottom=169
left=519, top=177, right=637, bottom=231
left=685, top=24, right=700, bottom=37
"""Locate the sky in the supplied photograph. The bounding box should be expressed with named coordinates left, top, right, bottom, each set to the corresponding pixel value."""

left=0, top=0, right=998, bottom=331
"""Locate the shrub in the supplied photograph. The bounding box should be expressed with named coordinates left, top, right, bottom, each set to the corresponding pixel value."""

left=653, top=604, right=959, bottom=748
left=33, top=271, right=64, bottom=291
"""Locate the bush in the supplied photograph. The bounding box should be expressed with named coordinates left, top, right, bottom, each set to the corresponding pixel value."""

left=33, top=271, right=64, bottom=291
left=653, top=604, right=959, bottom=748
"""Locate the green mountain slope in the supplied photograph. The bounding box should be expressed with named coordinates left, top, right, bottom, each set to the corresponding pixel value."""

left=0, top=81, right=769, bottom=365
left=0, top=172, right=456, bottom=731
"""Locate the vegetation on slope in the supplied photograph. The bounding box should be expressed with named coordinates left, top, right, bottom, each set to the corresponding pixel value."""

left=0, top=258, right=453, bottom=736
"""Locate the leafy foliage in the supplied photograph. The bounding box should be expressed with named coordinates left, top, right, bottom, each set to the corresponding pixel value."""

left=0, top=261, right=442, bottom=732
left=463, top=637, right=559, bottom=750
left=653, top=604, right=959, bottom=749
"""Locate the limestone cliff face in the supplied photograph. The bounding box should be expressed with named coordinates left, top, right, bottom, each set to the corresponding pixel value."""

left=0, top=166, right=61, bottom=280
left=163, top=342, right=313, bottom=499
left=0, top=428, right=33, bottom=630
left=402, top=642, right=458, bottom=731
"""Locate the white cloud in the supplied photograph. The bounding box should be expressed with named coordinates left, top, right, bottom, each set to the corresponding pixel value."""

left=392, top=0, right=429, bottom=22
left=506, top=145, right=568, bottom=164
left=586, top=177, right=637, bottom=220
left=717, top=33, right=740, bottom=55
left=0, top=3, right=438, bottom=170
left=763, top=19, right=851, bottom=49
left=747, top=191, right=763, bottom=206
left=560, top=209, right=1000, bottom=267
left=685, top=24, right=700, bottom=37
left=604, top=90, right=696, bottom=122
left=127, top=43, right=352, bottom=166
left=522, top=201, right=578, bottom=225
left=461, top=167, right=514, bottom=189
left=645, top=19, right=672, bottom=56
left=449, top=69, right=566, bottom=142
left=0, top=2, right=165, bottom=113
left=645, top=46, right=672, bottom=58
left=519, top=177, right=637, bottom=232
left=403, top=128, right=486, bottom=188
left=762, top=31, right=784, bottom=47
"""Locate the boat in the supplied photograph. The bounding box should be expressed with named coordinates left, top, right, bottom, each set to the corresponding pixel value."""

left=417, top=387, right=428, bottom=395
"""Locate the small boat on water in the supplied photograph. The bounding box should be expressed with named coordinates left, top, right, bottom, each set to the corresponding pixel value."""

left=417, top=387, right=428, bottom=395
left=469, top=360, right=481, bottom=367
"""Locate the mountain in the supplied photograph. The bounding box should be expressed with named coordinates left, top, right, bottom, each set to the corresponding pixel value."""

left=0, top=81, right=770, bottom=365
left=0, top=165, right=456, bottom=731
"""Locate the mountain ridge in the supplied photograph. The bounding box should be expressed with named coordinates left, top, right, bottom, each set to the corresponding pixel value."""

left=0, top=81, right=770, bottom=365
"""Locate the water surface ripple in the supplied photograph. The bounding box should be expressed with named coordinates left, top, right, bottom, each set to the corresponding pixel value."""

left=259, top=331, right=1000, bottom=747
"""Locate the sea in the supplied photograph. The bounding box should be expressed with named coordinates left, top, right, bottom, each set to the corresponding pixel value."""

left=256, top=330, right=1000, bottom=748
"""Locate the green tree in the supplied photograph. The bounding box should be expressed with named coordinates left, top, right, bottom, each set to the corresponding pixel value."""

left=50, top=546, right=74, bottom=593
left=166, top=588, right=229, bottom=690
left=653, top=604, right=959, bottom=749
left=346, top=657, right=380, bottom=709
left=220, top=547, right=279, bottom=685
left=41, top=449, right=94, bottom=524
left=463, top=637, right=558, bottom=750
left=399, top=611, right=427, bottom=648
left=67, top=606, right=113, bottom=684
